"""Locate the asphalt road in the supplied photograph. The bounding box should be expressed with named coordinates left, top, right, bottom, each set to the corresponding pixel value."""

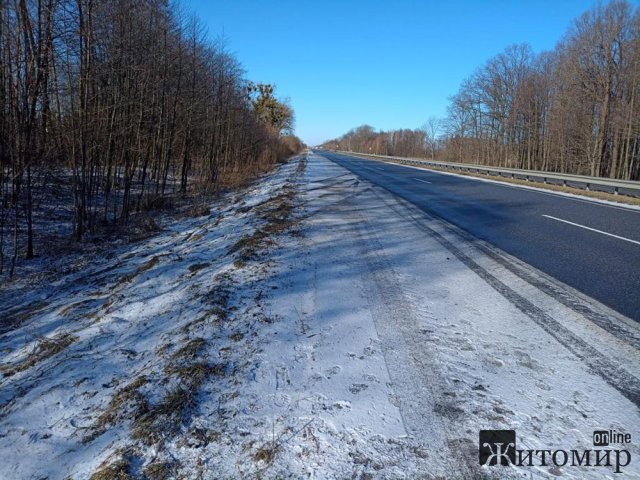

left=319, top=150, right=640, bottom=322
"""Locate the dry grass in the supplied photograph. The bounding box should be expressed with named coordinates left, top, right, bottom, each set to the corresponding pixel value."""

left=0, top=300, right=50, bottom=333
left=229, top=332, right=244, bottom=342
left=115, top=256, right=160, bottom=288
left=229, top=229, right=271, bottom=267
left=132, top=386, right=192, bottom=445
left=251, top=419, right=314, bottom=470
left=0, top=332, right=78, bottom=377
left=262, top=200, right=295, bottom=235
left=186, top=229, right=207, bottom=243
left=170, top=337, right=206, bottom=363
left=188, top=262, right=210, bottom=273
left=143, top=461, right=172, bottom=480
left=184, top=203, right=211, bottom=218
left=253, top=446, right=277, bottom=464
left=229, top=189, right=297, bottom=267
left=386, top=159, right=640, bottom=206
left=83, top=376, right=149, bottom=443
left=296, top=155, right=307, bottom=173
left=89, top=457, right=132, bottom=480
left=164, top=337, right=226, bottom=384
left=133, top=334, right=227, bottom=446
left=165, top=362, right=226, bottom=386
left=58, top=299, right=99, bottom=317
left=203, top=283, right=231, bottom=322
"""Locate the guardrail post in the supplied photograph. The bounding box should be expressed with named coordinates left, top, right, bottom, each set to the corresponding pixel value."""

left=614, top=187, right=619, bottom=195
left=586, top=183, right=590, bottom=191
left=543, top=177, right=547, bottom=184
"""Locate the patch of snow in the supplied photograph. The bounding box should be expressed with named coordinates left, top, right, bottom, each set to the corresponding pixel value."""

left=1, top=153, right=638, bottom=479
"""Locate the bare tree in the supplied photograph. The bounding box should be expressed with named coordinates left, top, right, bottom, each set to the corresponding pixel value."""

left=421, top=116, right=442, bottom=160
left=0, top=0, right=303, bottom=277
left=437, top=1, right=639, bottom=180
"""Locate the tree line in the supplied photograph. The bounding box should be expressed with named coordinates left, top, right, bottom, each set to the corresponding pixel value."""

left=323, top=1, right=639, bottom=181
left=0, top=0, right=303, bottom=276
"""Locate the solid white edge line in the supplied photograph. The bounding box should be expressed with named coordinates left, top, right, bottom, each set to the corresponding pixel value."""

left=413, top=178, right=432, bottom=184
left=361, top=157, right=640, bottom=213
left=542, top=214, right=640, bottom=246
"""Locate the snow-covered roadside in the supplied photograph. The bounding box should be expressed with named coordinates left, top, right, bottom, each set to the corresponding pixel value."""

left=1, top=152, right=639, bottom=479
left=0, top=156, right=311, bottom=479
left=236, top=154, right=640, bottom=479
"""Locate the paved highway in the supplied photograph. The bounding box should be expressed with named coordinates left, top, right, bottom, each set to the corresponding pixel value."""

left=319, top=150, right=640, bottom=322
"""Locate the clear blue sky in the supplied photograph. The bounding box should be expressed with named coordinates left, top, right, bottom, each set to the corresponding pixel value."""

left=188, top=0, right=635, bottom=146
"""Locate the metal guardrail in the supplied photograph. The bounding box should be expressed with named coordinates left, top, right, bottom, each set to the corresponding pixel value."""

left=334, top=151, right=640, bottom=196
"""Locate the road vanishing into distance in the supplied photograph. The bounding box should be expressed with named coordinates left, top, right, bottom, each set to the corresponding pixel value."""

left=319, top=150, right=640, bottom=322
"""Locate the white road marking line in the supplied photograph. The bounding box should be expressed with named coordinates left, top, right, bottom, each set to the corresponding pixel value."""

left=369, top=158, right=640, bottom=214
left=376, top=167, right=385, bottom=171
left=542, top=214, right=640, bottom=246
left=413, top=178, right=432, bottom=184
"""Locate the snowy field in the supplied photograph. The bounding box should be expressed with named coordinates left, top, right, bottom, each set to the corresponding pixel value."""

left=1, top=153, right=639, bottom=479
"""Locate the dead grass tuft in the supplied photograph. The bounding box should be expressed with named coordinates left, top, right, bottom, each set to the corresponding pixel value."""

left=143, top=461, right=172, bottom=480
left=229, top=332, right=244, bottom=342
left=0, top=332, right=78, bottom=377
left=134, top=333, right=227, bottom=446
left=203, top=283, right=232, bottom=322
left=252, top=419, right=313, bottom=469
left=133, top=361, right=227, bottom=445
left=229, top=189, right=297, bottom=267
left=262, top=201, right=295, bottom=235
left=83, top=376, right=148, bottom=443
left=164, top=338, right=226, bottom=384
left=187, top=229, right=207, bottom=243
left=165, top=362, right=227, bottom=386
left=58, top=299, right=99, bottom=317
left=229, top=229, right=271, bottom=267
left=297, top=156, right=307, bottom=173
left=261, top=190, right=296, bottom=234
left=188, top=262, right=210, bottom=273
left=115, top=256, right=160, bottom=287
left=132, top=386, right=193, bottom=445
left=89, top=458, right=132, bottom=480
left=253, top=446, right=277, bottom=464
left=170, top=337, right=206, bottom=363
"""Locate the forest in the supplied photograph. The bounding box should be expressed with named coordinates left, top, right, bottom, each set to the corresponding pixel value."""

left=323, top=1, right=640, bottom=181
left=0, top=0, right=303, bottom=277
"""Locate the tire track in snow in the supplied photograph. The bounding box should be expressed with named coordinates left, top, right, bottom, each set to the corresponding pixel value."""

left=377, top=190, right=640, bottom=409
left=332, top=186, right=482, bottom=478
